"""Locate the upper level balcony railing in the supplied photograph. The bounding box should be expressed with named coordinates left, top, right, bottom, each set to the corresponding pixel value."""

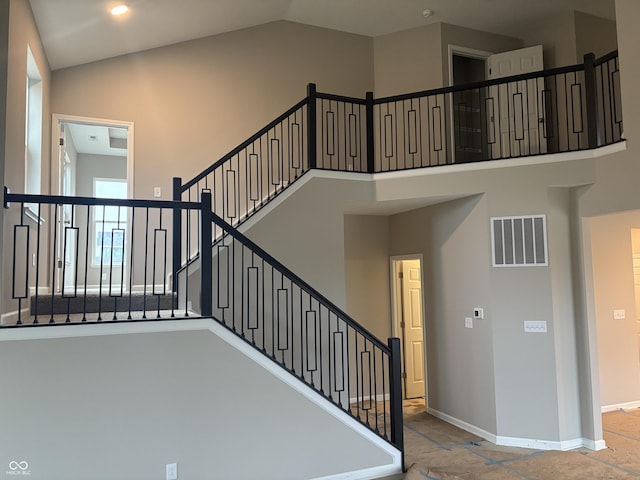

left=177, top=51, right=623, bottom=241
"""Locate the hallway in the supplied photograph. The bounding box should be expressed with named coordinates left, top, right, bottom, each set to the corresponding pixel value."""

left=403, top=399, right=640, bottom=479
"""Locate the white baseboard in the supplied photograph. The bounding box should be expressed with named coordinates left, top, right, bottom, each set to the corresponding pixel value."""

left=601, top=400, right=640, bottom=413
left=29, top=286, right=50, bottom=296
left=496, top=435, right=597, bottom=451
left=428, top=407, right=603, bottom=451
left=1, top=307, right=31, bottom=326
left=427, top=407, right=497, bottom=444
left=582, top=438, right=607, bottom=451
left=349, top=394, right=391, bottom=405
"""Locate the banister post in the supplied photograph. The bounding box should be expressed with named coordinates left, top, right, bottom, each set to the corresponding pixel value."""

left=200, top=191, right=213, bottom=317
left=584, top=52, right=600, bottom=148
left=172, top=177, right=182, bottom=293
left=307, top=83, right=317, bottom=170
left=366, top=91, right=375, bottom=173
left=388, top=337, right=404, bottom=468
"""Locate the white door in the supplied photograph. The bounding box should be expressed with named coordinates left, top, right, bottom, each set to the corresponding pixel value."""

left=487, top=45, right=546, bottom=158
left=402, top=259, right=425, bottom=399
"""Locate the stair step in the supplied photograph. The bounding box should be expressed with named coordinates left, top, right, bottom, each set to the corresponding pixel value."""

left=30, top=292, right=177, bottom=315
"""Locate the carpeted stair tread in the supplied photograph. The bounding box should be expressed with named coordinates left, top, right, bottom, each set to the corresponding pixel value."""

left=30, top=292, right=176, bottom=315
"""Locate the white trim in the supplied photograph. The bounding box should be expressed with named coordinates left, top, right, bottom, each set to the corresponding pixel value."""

left=24, top=206, right=45, bottom=225
left=601, top=400, right=640, bottom=413
left=29, top=286, right=50, bottom=296
left=1, top=307, right=31, bottom=326
left=349, top=394, right=390, bottom=405
left=428, top=407, right=498, bottom=444
left=496, top=435, right=600, bottom=451
left=311, top=464, right=401, bottom=480
left=583, top=438, right=608, bottom=451
left=51, top=114, right=135, bottom=198
left=370, top=141, right=627, bottom=182
left=429, top=406, right=605, bottom=451
left=0, top=319, right=403, bottom=477
left=389, top=254, right=428, bottom=404
left=200, top=141, right=626, bottom=235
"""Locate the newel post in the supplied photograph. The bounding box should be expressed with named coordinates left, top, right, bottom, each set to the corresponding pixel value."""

left=388, top=337, right=405, bottom=467
left=366, top=91, right=375, bottom=173
left=584, top=53, right=600, bottom=149
left=307, top=83, right=317, bottom=170
left=171, top=177, right=182, bottom=293
left=200, top=191, right=213, bottom=317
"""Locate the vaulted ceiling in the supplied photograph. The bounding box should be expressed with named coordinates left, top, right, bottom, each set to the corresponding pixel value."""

left=29, top=0, right=616, bottom=71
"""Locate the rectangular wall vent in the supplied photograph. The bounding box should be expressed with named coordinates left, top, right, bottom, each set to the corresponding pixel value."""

left=491, top=215, right=548, bottom=267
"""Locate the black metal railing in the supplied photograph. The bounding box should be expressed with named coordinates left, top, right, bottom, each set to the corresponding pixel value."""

left=176, top=52, right=623, bottom=253
left=2, top=188, right=405, bottom=454
left=199, top=191, right=403, bottom=451
left=3, top=190, right=204, bottom=325
left=373, top=52, right=622, bottom=169
left=593, top=50, right=623, bottom=147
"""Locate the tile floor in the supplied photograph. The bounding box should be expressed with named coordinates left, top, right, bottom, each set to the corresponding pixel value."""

left=403, top=399, right=640, bottom=479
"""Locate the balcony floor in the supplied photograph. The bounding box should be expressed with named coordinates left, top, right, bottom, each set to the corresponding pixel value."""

left=403, top=399, right=640, bottom=479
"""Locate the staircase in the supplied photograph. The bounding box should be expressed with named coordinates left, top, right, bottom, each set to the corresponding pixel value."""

left=1, top=50, right=625, bottom=474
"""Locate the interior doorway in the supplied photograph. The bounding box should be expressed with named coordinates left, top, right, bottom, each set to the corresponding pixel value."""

left=51, top=114, right=134, bottom=293
left=448, top=46, right=492, bottom=163
left=391, top=255, right=427, bottom=402
left=448, top=45, right=546, bottom=162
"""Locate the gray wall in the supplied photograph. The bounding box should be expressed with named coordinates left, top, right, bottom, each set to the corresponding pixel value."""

left=2, top=0, right=51, bottom=318
left=51, top=21, right=374, bottom=201
left=373, top=22, right=523, bottom=97
left=75, top=153, right=126, bottom=196
left=344, top=214, right=391, bottom=340
left=0, top=0, right=8, bottom=306
left=0, top=324, right=397, bottom=479
left=1, top=0, right=634, bottom=454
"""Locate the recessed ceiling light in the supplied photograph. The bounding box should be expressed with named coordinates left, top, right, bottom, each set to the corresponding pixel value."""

left=111, top=4, right=129, bottom=16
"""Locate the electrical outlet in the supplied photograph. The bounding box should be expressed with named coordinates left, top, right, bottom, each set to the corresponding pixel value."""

left=166, top=463, right=177, bottom=480
left=154, top=187, right=162, bottom=198
left=465, top=317, right=473, bottom=329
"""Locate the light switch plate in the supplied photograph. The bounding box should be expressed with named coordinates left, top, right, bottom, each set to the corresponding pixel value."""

left=524, top=320, right=547, bottom=333
left=473, top=308, right=484, bottom=319
left=613, top=309, right=626, bottom=320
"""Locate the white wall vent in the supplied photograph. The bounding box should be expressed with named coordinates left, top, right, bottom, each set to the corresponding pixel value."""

left=491, top=215, right=548, bottom=267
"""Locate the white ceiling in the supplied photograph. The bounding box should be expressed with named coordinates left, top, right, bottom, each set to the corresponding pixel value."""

left=29, top=0, right=616, bottom=71
left=66, top=123, right=128, bottom=157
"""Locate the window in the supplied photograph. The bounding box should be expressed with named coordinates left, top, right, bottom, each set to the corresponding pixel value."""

left=25, top=45, right=42, bottom=195
left=93, top=178, right=127, bottom=266
left=491, top=215, right=548, bottom=267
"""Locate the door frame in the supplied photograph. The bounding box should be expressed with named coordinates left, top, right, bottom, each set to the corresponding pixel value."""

left=51, top=114, right=135, bottom=293
left=447, top=45, right=493, bottom=163
left=390, top=254, right=428, bottom=403
left=51, top=114, right=135, bottom=198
